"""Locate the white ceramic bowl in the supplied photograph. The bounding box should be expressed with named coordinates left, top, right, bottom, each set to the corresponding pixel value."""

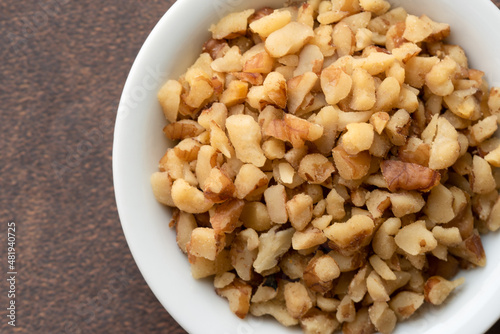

left=113, top=0, right=500, bottom=333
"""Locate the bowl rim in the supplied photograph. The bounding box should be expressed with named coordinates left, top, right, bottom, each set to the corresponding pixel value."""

left=113, top=0, right=500, bottom=333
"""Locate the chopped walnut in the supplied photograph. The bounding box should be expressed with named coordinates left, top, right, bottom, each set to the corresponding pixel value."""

left=381, top=160, right=441, bottom=192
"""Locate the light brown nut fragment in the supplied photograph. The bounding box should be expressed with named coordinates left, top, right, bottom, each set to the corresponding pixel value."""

left=488, top=87, right=500, bottom=119
left=215, top=278, right=252, bottom=319
left=469, top=116, right=498, bottom=146
left=350, top=68, right=376, bottom=111
left=388, top=291, right=424, bottom=320
left=207, top=120, right=232, bottom=155
left=240, top=201, right=272, bottom=232
left=368, top=301, right=397, bottom=334
left=263, top=71, right=288, bottom=109
left=337, top=294, right=356, bottom=323
left=374, top=78, right=400, bottom=112
left=265, top=22, right=314, bottom=58
left=312, top=215, right=332, bottom=230
left=298, top=154, right=336, bottom=184
left=174, top=139, right=202, bottom=163
left=428, top=116, right=461, bottom=170
left=286, top=193, right=314, bottom=231
left=402, top=14, right=433, bottom=43
left=151, top=172, right=175, bottom=206
left=243, top=50, right=275, bottom=74
left=262, top=138, right=286, bottom=160
left=366, top=190, right=391, bottom=219
left=342, top=123, right=375, bottom=155
left=230, top=229, right=259, bottom=281
left=485, top=145, right=500, bottom=167
left=202, top=167, right=235, bottom=203
left=226, top=115, right=266, bottom=167
left=389, top=191, right=425, bottom=217
left=398, top=137, right=430, bottom=166
left=213, top=272, right=236, bottom=289
left=369, top=255, right=396, bottom=281
left=341, top=11, right=371, bottom=32
left=367, top=271, right=390, bottom=302
left=425, top=56, right=458, bottom=96
left=171, top=179, right=214, bottom=214
left=424, top=184, right=455, bottom=224
left=381, top=160, right=440, bottom=192
left=232, top=72, right=263, bottom=85
left=220, top=80, right=249, bottom=107
left=325, top=189, right=346, bottom=220
left=211, top=46, right=243, bottom=73
left=347, top=265, right=369, bottom=303
left=253, top=226, right=294, bottom=273
left=294, top=44, right=325, bottom=76
left=329, top=249, right=367, bottom=273
left=249, top=9, right=292, bottom=38
left=471, top=155, right=496, bottom=194
left=342, top=307, right=375, bottom=334
left=385, top=22, right=407, bottom=52
left=264, top=114, right=324, bottom=148
left=159, top=149, right=196, bottom=183
left=424, top=276, right=465, bottom=305
left=182, top=77, right=214, bottom=110
left=373, top=218, right=400, bottom=260
left=392, top=42, right=421, bottom=63
left=320, top=65, right=353, bottom=105
left=313, top=106, right=340, bottom=154
left=264, top=184, right=288, bottom=224
left=317, top=296, right=341, bottom=313
left=234, top=164, right=268, bottom=200
left=303, top=254, right=340, bottom=293
left=210, top=9, right=255, bottom=39
left=367, top=7, right=407, bottom=35
left=250, top=300, right=299, bottom=327
left=449, top=230, right=486, bottom=267
left=332, top=145, right=372, bottom=180
left=292, top=225, right=328, bottom=250
left=394, top=220, right=438, bottom=256
left=251, top=280, right=278, bottom=303
left=284, top=281, right=313, bottom=319
left=195, top=145, right=220, bottom=190
left=189, top=249, right=232, bottom=279
left=163, top=120, right=205, bottom=141
left=432, top=226, right=462, bottom=246
left=311, top=25, right=336, bottom=57
left=385, top=109, right=411, bottom=146
left=287, top=72, right=318, bottom=114
left=173, top=210, right=197, bottom=253
left=187, top=227, right=225, bottom=261
left=300, top=309, right=340, bottom=334
left=280, top=252, right=311, bottom=280
left=361, top=52, right=396, bottom=75
left=487, top=197, right=500, bottom=232
left=202, top=38, right=229, bottom=60
left=368, top=135, right=392, bottom=161
left=210, top=198, right=244, bottom=234
left=443, top=91, right=480, bottom=120
left=333, top=22, right=355, bottom=57
left=418, top=17, right=448, bottom=42
left=360, top=0, right=390, bottom=15
left=404, top=56, right=439, bottom=88
left=158, top=79, right=182, bottom=122
left=324, top=215, right=374, bottom=251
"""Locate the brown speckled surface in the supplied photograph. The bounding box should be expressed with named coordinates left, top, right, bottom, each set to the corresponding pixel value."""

left=0, top=1, right=499, bottom=333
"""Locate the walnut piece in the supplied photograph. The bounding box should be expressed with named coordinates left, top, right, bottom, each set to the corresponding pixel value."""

left=381, top=160, right=441, bottom=192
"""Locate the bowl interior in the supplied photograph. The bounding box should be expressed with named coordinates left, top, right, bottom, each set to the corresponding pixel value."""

left=113, top=0, right=500, bottom=333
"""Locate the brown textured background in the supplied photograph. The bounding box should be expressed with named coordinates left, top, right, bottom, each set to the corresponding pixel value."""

left=0, top=1, right=499, bottom=333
